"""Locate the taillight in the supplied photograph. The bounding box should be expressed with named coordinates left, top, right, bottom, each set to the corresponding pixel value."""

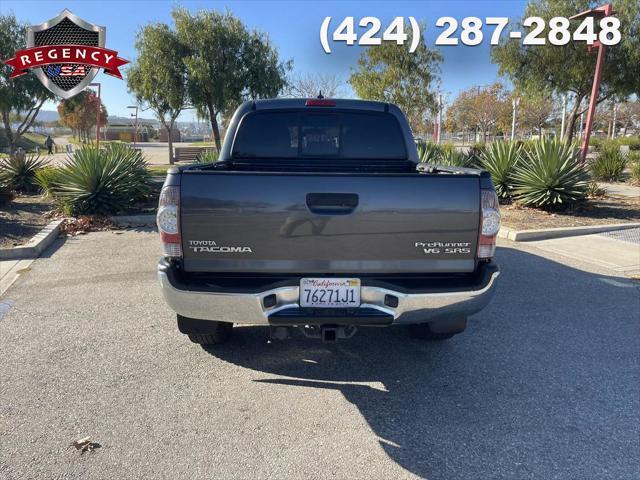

left=157, top=186, right=182, bottom=258
left=478, top=189, right=500, bottom=259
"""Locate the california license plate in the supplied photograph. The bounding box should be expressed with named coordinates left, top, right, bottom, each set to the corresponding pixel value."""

left=300, top=278, right=361, bottom=308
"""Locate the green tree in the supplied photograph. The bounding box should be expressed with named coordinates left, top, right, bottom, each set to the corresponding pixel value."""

left=127, top=23, right=189, bottom=164
left=0, top=14, right=54, bottom=153
left=492, top=0, right=640, bottom=142
left=348, top=29, right=442, bottom=132
left=57, top=89, right=107, bottom=143
left=512, top=91, right=555, bottom=137
left=172, top=8, right=290, bottom=149
left=445, top=83, right=510, bottom=141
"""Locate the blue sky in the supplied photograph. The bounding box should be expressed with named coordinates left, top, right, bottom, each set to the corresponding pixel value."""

left=1, top=0, right=527, bottom=120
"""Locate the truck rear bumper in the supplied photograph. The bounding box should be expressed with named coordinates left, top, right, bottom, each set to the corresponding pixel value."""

left=158, top=260, right=499, bottom=326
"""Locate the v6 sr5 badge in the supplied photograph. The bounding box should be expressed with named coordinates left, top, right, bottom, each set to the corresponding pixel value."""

left=415, top=241, right=471, bottom=255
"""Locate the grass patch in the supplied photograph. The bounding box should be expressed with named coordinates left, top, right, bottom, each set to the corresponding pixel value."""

left=68, top=137, right=124, bottom=147
left=0, top=131, right=47, bottom=152
left=147, top=164, right=175, bottom=176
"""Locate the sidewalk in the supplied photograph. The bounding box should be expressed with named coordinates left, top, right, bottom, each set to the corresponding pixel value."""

left=528, top=228, right=640, bottom=277
left=598, top=181, right=640, bottom=199
left=0, top=257, right=34, bottom=296
left=48, top=140, right=198, bottom=166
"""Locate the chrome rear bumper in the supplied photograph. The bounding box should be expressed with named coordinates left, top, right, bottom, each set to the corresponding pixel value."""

left=158, top=262, right=499, bottom=326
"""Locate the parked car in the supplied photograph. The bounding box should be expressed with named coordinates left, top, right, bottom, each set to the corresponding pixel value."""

left=157, top=98, right=501, bottom=344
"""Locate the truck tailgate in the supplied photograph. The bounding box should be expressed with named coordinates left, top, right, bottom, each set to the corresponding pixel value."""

left=180, top=172, right=480, bottom=274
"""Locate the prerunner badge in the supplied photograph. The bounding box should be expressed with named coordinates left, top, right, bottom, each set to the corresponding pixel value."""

left=3, top=9, right=128, bottom=99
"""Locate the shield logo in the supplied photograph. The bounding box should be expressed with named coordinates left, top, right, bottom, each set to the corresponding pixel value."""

left=26, top=9, right=105, bottom=99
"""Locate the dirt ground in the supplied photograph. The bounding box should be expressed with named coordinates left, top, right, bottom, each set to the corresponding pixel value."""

left=501, top=196, right=640, bottom=230
left=0, top=195, right=54, bottom=248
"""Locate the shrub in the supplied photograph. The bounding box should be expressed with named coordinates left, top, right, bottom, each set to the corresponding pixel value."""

left=617, top=136, right=640, bottom=150
left=438, top=148, right=475, bottom=168
left=590, top=142, right=627, bottom=181
left=0, top=152, right=47, bottom=193
left=480, top=141, right=521, bottom=198
left=630, top=161, right=640, bottom=186
left=35, top=166, right=63, bottom=198
left=416, top=141, right=442, bottom=163
left=466, top=142, right=487, bottom=168
left=51, top=144, right=150, bottom=215
left=627, top=151, right=640, bottom=163
left=512, top=139, right=589, bottom=208
left=199, top=149, right=219, bottom=163
left=439, top=143, right=456, bottom=155
left=586, top=181, right=606, bottom=198
left=589, top=136, right=604, bottom=150
left=599, top=139, right=620, bottom=155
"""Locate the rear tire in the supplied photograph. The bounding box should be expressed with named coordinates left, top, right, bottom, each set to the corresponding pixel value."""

left=177, top=315, right=233, bottom=345
left=409, top=317, right=467, bottom=341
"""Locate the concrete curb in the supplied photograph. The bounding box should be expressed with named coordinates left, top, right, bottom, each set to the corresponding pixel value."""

left=0, top=220, right=63, bottom=260
left=498, top=222, right=640, bottom=242
left=111, top=214, right=156, bottom=227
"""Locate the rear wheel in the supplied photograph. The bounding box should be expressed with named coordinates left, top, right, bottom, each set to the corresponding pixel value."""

left=409, top=317, right=467, bottom=341
left=177, top=314, right=233, bottom=345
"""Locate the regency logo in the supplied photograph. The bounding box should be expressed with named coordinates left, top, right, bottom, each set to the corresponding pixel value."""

left=3, top=9, right=128, bottom=99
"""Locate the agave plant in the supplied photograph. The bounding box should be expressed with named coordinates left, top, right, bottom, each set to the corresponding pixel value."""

left=0, top=152, right=48, bottom=193
left=590, top=143, right=627, bottom=181
left=466, top=142, right=487, bottom=168
left=416, top=141, right=442, bottom=163
left=53, top=143, right=150, bottom=215
left=480, top=141, right=521, bottom=198
left=35, top=166, right=63, bottom=198
left=199, top=149, right=219, bottom=163
left=437, top=148, right=475, bottom=168
left=512, top=139, right=589, bottom=208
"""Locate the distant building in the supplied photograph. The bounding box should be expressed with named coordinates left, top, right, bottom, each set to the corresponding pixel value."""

left=104, top=122, right=149, bottom=142
left=159, top=127, right=181, bottom=142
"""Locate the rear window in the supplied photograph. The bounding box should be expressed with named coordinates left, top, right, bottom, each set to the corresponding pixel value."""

left=232, top=111, right=407, bottom=160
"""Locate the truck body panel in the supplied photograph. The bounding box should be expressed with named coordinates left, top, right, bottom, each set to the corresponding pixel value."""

left=180, top=171, right=480, bottom=274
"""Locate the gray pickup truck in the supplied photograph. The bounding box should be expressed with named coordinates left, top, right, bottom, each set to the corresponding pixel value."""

left=157, top=98, right=500, bottom=345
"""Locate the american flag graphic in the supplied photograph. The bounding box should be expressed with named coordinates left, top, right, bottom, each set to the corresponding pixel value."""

left=59, top=65, right=87, bottom=76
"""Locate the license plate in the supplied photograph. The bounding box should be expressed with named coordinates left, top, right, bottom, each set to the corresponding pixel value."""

left=300, top=278, right=361, bottom=308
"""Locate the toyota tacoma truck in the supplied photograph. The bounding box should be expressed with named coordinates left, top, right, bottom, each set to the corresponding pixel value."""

left=157, top=98, right=500, bottom=345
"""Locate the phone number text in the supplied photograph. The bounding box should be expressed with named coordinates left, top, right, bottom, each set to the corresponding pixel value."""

left=319, top=16, right=621, bottom=53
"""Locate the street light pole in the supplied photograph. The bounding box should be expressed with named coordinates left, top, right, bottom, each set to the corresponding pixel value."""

left=127, top=105, right=139, bottom=149
left=511, top=97, right=520, bottom=141
left=569, top=3, right=615, bottom=162
left=89, top=82, right=101, bottom=148
left=434, top=93, right=443, bottom=145
left=560, top=94, right=567, bottom=141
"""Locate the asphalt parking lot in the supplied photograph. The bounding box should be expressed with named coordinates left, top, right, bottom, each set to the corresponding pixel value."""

left=0, top=230, right=638, bottom=479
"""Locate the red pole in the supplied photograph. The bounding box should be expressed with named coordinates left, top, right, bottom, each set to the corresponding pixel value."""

left=580, top=41, right=606, bottom=163
left=569, top=3, right=614, bottom=163
left=96, top=83, right=101, bottom=148
left=90, top=82, right=101, bottom=148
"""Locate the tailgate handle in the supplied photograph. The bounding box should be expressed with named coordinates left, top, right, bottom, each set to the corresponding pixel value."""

left=306, top=193, right=359, bottom=214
